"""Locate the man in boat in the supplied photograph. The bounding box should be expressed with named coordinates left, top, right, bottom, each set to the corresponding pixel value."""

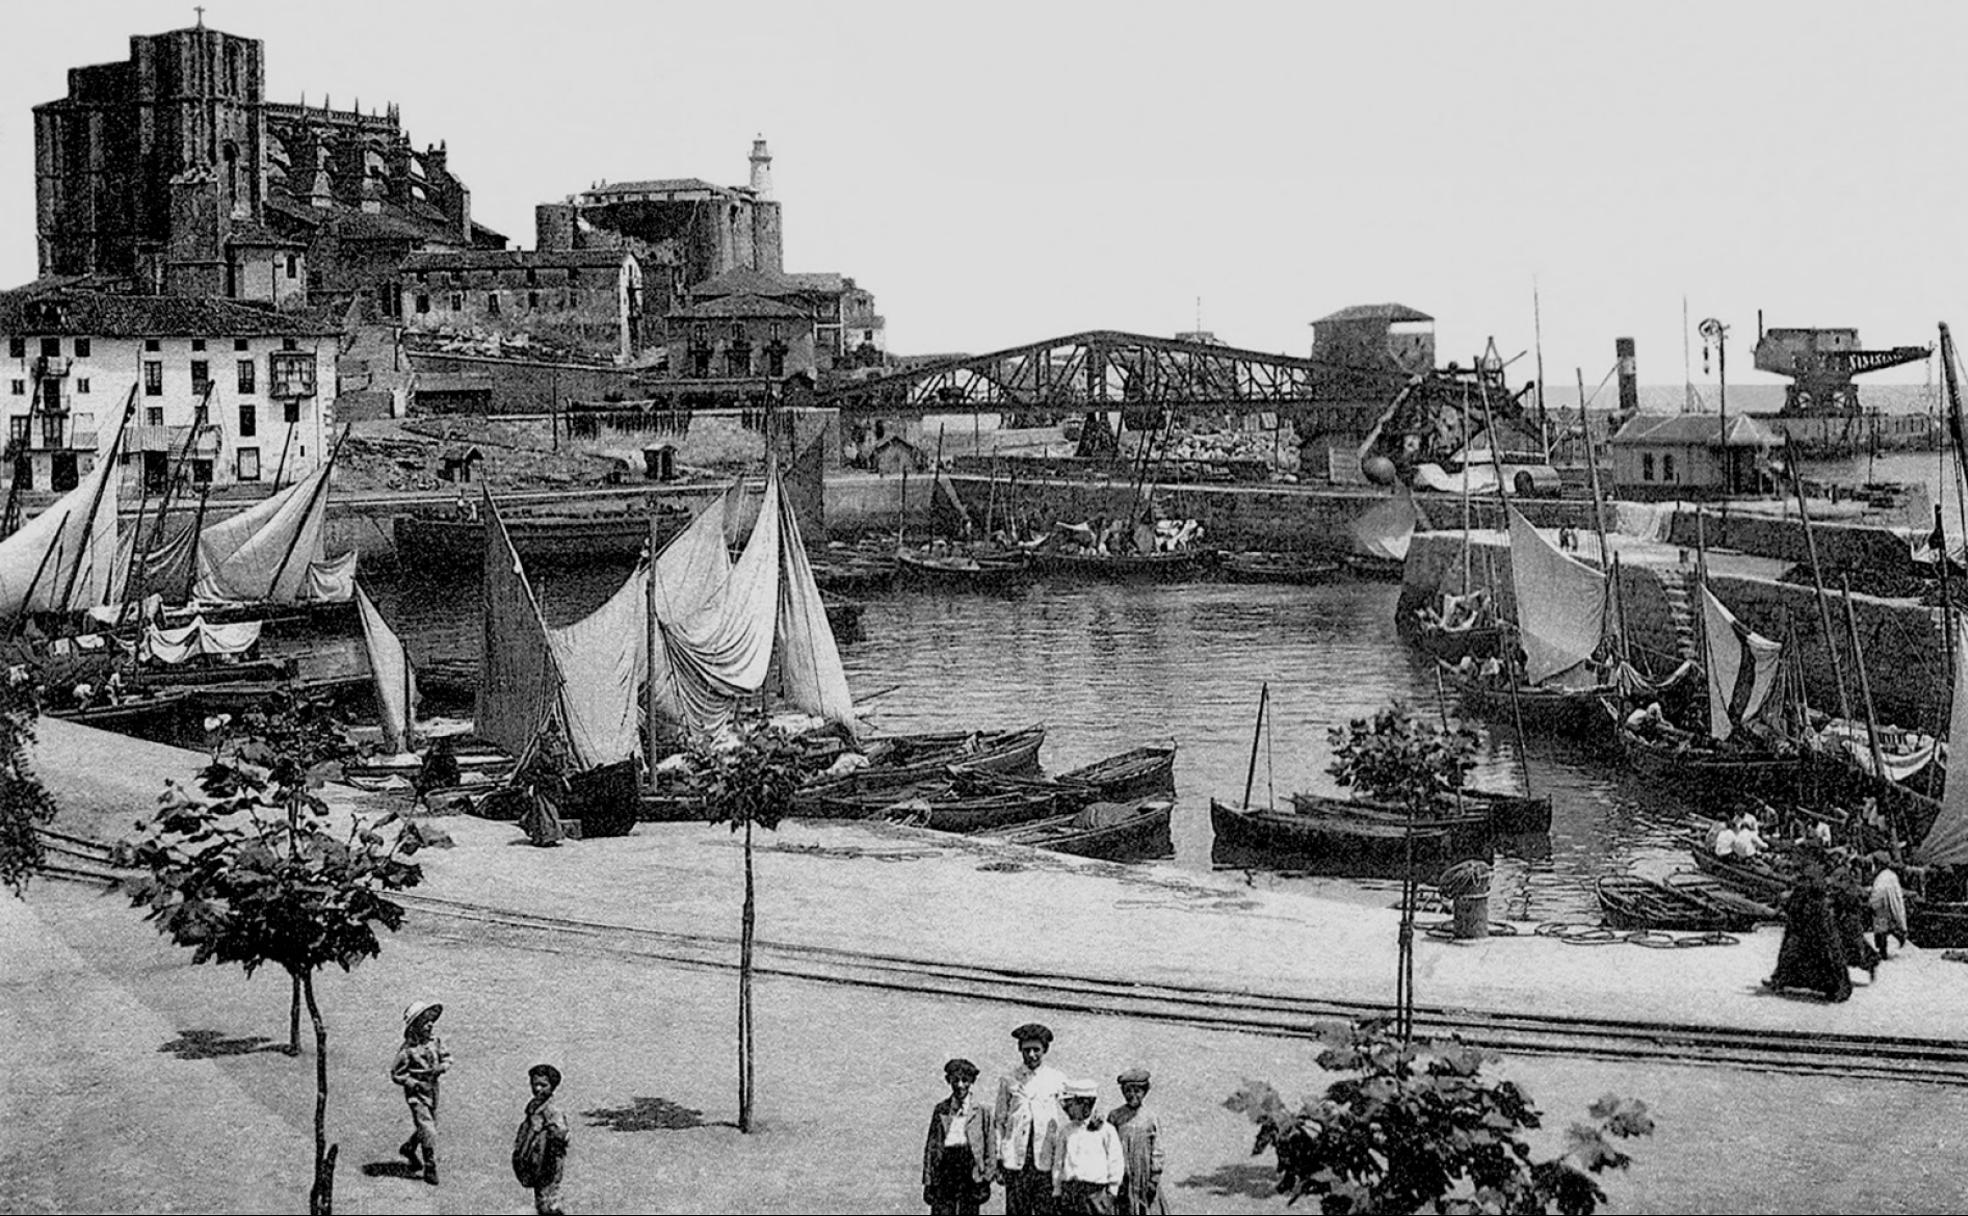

left=994, top=1022, right=1067, bottom=1216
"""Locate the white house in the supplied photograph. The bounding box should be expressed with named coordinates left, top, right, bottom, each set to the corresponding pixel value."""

left=0, top=287, right=335, bottom=496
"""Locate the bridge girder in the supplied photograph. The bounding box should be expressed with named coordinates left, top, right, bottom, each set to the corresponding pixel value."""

left=819, top=329, right=1397, bottom=417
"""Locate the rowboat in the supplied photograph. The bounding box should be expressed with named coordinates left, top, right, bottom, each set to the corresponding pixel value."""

left=1688, top=843, right=1795, bottom=905
left=1613, top=710, right=1803, bottom=799
left=894, top=547, right=1030, bottom=588
left=824, top=784, right=1064, bottom=832
left=1340, top=552, right=1405, bottom=581
left=1439, top=662, right=1620, bottom=742
left=1595, top=873, right=1767, bottom=933
left=396, top=504, right=696, bottom=567
left=808, top=548, right=898, bottom=593
left=1219, top=552, right=1341, bottom=585
left=1209, top=798, right=1475, bottom=878
left=980, top=797, right=1175, bottom=860
left=1291, top=787, right=1551, bottom=836
left=1287, top=791, right=1492, bottom=854
left=792, top=724, right=1047, bottom=810
left=1406, top=619, right=1503, bottom=664
left=1028, top=547, right=1219, bottom=582
left=978, top=744, right=1177, bottom=806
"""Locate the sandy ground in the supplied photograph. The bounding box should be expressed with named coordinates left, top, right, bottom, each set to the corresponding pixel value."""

left=11, top=718, right=1968, bottom=1213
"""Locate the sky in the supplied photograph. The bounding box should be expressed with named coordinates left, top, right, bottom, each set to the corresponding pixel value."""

left=5, top=1, right=1968, bottom=393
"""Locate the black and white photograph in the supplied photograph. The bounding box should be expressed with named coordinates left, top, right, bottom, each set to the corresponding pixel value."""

left=4, top=3, right=1968, bottom=1212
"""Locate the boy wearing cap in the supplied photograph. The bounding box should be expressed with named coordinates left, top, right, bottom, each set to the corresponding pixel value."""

left=1109, top=1069, right=1167, bottom=1215
left=1049, top=1080, right=1125, bottom=1214
left=995, top=1021, right=1067, bottom=1216
left=390, top=1000, right=451, bottom=1185
left=923, top=1057, right=995, bottom=1215
left=514, top=1063, right=571, bottom=1216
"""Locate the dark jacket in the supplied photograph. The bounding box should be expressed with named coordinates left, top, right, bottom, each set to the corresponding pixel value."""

left=923, top=1095, right=996, bottom=1189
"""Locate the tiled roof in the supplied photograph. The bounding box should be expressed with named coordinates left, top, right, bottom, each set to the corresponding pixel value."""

left=1312, top=303, right=1434, bottom=324
left=403, top=249, right=630, bottom=272
left=691, top=266, right=801, bottom=299
left=0, top=288, right=334, bottom=338
left=784, top=271, right=846, bottom=294
left=669, top=294, right=810, bottom=321
left=1611, top=412, right=1781, bottom=448
left=584, top=178, right=725, bottom=197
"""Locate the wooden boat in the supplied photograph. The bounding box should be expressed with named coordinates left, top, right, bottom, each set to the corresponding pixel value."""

left=1291, top=787, right=1550, bottom=836
left=894, top=546, right=1030, bottom=587
left=49, top=687, right=202, bottom=746
left=823, top=783, right=1064, bottom=832
left=1595, top=873, right=1766, bottom=933
left=1208, top=798, right=1472, bottom=878
left=1406, top=619, right=1503, bottom=664
left=1288, top=791, right=1492, bottom=852
left=1615, top=719, right=1803, bottom=800
left=1340, top=552, right=1405, bottom=581
left=1219, top=551, right=1341, bottom=585
left=979, top=744, right=1177, bottom=806
left=1441, top=663, right=1617, bottom=740
left=792, top=725, right=1047, bottom=808
left=1688, top=842, right=1795, bottom=905
left=395, top=506, right=692, bottom=567
left=1909, top=898, right=1968, bottom=949
left=1028, top=547, right=1219, bottom=582
left=980, top=797, right=1176, bottom=860
left=944, top=723, right=1047, bottom=777
left=808, top=549, right=897, bottom=593
left=342, top=743, right=516, bottom=787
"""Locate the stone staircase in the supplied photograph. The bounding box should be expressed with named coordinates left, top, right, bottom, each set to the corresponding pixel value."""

left=1655, top=568, right=1701, bottom=663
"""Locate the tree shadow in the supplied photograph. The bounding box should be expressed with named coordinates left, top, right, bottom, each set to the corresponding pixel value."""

left=357, top=1160, right=423, bottom=1180
left=158, top=1028, right=282, bottom=1060
left=583, top=1097, right=733, bottom=1132
left=1179, top=1162, right=1281, bottom=1201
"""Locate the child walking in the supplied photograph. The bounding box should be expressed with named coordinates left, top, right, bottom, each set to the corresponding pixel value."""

left=514, top=1063, right=571, bottom=1216
left=389, top=1000, right=450, bottom=1185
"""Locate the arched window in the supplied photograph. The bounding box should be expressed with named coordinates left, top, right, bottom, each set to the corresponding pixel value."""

left=1662, top=453, right=1676, bottom=481
left=223, top=143, right=241, bottom=216
left=1642, top=452, right=1655, bottom=481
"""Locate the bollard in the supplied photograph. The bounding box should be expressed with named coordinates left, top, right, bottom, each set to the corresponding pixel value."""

left=1452, top=893, right=1491, bottom=940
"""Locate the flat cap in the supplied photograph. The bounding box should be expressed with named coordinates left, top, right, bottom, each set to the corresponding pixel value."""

left=1063, top=1079, right=1099, bottom=1100
left=1011, top=1022, right=1054, bottom=1046
left=1116, top=1067, right=1152, bottom=1086
left=944, top=1057, right=979, bottom=1081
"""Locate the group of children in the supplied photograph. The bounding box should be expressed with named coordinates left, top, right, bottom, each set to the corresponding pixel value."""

left=925, top=1021, right=1166, bottom=1216
left=391, top=1000, right=570, bottom=1215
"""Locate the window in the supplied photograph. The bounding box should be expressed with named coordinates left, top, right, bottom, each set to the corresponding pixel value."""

left=237, top=360, right=256, bottom=393
left=194, top=398, right=209, bottom=427
left=6, top=338, right=21, bottom=359
left=283, top=400, right=301, bottom=424
left=191, top=459, right=213, bottom=486
left=144, top=338, right=160, bottom=352
left=74, top=338, right=90, bottom=358
left=271, top=352, right=317, bottom=398
left=190, top=360, right=210, bottom=392
left=416, top=294, right=430, bottom=314
left=1642, top=452, right=1655, bottom=481
left=76, top=378, right=89, bottom=395
left=236, top=447, right=261, bottom=481
left=567, top=268, right=580, bottom=284
left=39, top=338, right=59, bottom=358
left=144, top=362, right=163, bottom=396
left=145, top=406, right=163, bottom=427
left=8, top=381, right=20, bottom=396
left=191, top=339, right=206, bottom=352
left=7, top=417, right=26, bottom=445
left=416, top=271, right=428, bottom=284
left=282, top=339, right=298, bottom=351
left=486, top=293, right=501, bottom=317
left=285, top=255, right=299, bottom=279
left=449, top=293, right=463, bottom=311
left=41, top=413, right=62, bottom=445
left=238, top=404, right=257, bottom=438
left=1662, top=453, right=1676, bottom=481
left=235, top=338, right=250, bottom=352
left=527, top=291, right=539, bottom=308
left=526, top=268, right=539, bottom=286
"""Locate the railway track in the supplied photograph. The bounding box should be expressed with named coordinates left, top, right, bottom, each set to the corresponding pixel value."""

left=43, top=828, right=1968, bottom=1086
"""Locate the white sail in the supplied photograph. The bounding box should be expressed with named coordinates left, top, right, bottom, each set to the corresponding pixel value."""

left=1508, top=507, right=1606, bottom=684
left=547, top=562, right=647, bottom=770
left=355, top=583, right=418, bottom=754
left=1916, top=621, right=1968, bottom=868
left=191, top=462, right=355, bottom=605
left=1350, top=491, right=1417, bottom=561
left=1700, top=587, right=1783, bottom=742
left=0, top=441, right=124, bottom=619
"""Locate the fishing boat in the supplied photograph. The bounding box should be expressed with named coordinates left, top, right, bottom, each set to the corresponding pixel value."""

left=894, top=546, right=1030, bottom=587
left=980, top=797, right=1176, bottom=860
left=792, top=724, right=1047, bottom=808
left=1612, top=704, right=1804, bottom=801
left=395, top=505, right=693, bottom=567
left=1287, top=791, right=1492, bottom=851
left=824, top=783, right=1064, bottom=832
left=1028, top=546, right=1218, bottom=582
left=808, top=547, right=897, bottom=593
left=1441, top=661, right=1619, bottom=739
left=1219, top=551, right=1341, bottom=585
left=1209, top=798, right=1474, bottom=878
left=1595, top=873, right=1767, bottom=933
left=1688, top=839, right=1796, bottom=905
left=1408, top=617, right=1503, bottom=664
left=976, top=743, right=1177, bottom=806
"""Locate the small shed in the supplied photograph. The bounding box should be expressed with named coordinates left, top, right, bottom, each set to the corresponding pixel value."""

left=869, top=434, right=925, bottom=475
left=1610, top=413, right=1779, bottom=501
left=438, top=445, right=484, bottom=484
left=643, top=444, right=678, bottom=482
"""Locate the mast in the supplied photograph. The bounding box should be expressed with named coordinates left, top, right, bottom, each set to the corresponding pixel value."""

left=1840, top=573, right=1897, bottom=852
left=1, top=377, right=43, bottom=537
left=1789, top=444, right=1854, bottom=720
left=1579, top=366, right=1627, bottom=661
left=9, top=511, right=72, bottom=637
left=54, top=387, right=136, bottom=617
left=1458, top=384, right=1473, bottom=593
left=263, top=424, right=350, bottom=603
left=1533, top=279, right=1549, bottom=458
left=1475, top=368, right=1535, bottom=795
left=1241, top=682, right=1269, bottom=809
left=1694, top=507, right=1715, bottom=733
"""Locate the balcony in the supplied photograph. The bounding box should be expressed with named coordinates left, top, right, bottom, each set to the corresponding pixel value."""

left=32, top=356, right=72, bottom=379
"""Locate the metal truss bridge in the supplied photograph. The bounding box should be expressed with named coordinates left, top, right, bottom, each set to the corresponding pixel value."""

left=817, top=330, right=1399, bottom=430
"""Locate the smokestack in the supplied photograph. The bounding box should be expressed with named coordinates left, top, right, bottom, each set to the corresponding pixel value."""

left=1616, top=337, right=1639, bottom=415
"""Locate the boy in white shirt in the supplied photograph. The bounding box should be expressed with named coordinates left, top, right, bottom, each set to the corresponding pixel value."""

left=1049, top=1079, right=1124, bottom=1214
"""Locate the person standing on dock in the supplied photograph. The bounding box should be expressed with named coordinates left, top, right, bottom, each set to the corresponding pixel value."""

left=513, top=1063, right=570, bottom=1215
left=1869, top=853, right=1910, bottom=962
left=923, top=1058, right=994, bottom=1215
left=1107, top=1068, right=1167, bottom=1215
left=1764, top=862, right=1852, bottom=1002
left=995, top=1022, right=1067, bottom=1215
left=1049, top=1080, right=1125, bottom=1214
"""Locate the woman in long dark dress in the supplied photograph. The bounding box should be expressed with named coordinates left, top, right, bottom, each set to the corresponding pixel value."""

left=1765, top=863, right=1851, bottom=1002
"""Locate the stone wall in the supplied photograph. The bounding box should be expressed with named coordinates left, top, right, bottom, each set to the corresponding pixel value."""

left=1663, top=508, right=1910, bottom=571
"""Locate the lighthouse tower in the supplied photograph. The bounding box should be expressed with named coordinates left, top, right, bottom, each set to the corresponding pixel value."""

left=749, top=136, right=774, bottom=199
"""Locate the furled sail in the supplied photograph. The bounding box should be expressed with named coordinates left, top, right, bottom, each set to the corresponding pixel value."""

left=475, top=494, right=561, bottom=762
left=1508, top=507, right=1606, bottom=684
left=191, top=462, right=354, bottom=605
left=1916, top=621, right=1968, bottom=868
left=355, top=583, right=418, bottom=754
left=1349, top=491, right=1417, bottom=561
left=1700, top=587, right=1782, bottom=742
left=142, top=615, right=262, bottom=664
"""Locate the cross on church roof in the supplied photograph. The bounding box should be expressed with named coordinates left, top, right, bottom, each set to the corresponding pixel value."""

left=194, top=6, right=205, bottom=27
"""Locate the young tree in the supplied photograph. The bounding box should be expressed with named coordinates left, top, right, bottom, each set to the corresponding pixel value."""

left=1327, top=702, right=1479, bottom=815
left=116, top=695, right=424, bottom=1215
left=696, top=718, right=806, bottom=1133
left=0, top=678, right=56, bottom=897
left=1227, top=1019, right=1654, bottom=1215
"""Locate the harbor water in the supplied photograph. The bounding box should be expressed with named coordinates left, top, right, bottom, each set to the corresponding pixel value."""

left=306, top=561, right=1711, bottom=924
